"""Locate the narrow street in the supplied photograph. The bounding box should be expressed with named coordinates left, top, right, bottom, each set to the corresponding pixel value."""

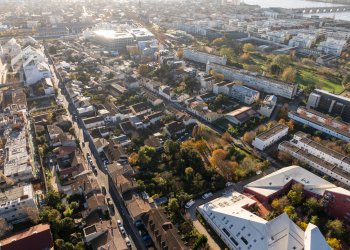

left=50, top=59, right=144, bottom=250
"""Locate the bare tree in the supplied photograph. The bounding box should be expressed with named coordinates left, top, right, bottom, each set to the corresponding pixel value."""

left=0, top=218, right=12, bottom=238
left=22, top=206, right=39, bottom=224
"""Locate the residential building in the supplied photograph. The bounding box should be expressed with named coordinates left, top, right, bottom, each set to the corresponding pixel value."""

left=36, top=26, right=69, bottom=38
left=198, top=189, right=331, bottom=250
left=317, top=38, right=347, bottom=56
left=0, top=224, right=53, bottom=250
left=4, top=123, right=34, bottom=185
left=184, top=49, right=227, bottom=65
left=206, top=62, right=297, bottom=99
left=244, top=165, right=350, bottom=221
left=288, top=107, right=350, bottom=142
left=0, top=185, right=38, bottom=224
left=307, top=89, right=350, bottom=122
left=82, top=116, right=105, bottom=129
left=164, top=121, right=186, bottom=137
left=288, top=34, right=316, bottom=48
left=278, top=132, right=350, bottom=187
left=187, top=101, right=222, bottom=123
left=266, top=31, right=289, bottom=43
left=213, top=81, right=231, bottom=95
left=127, top=28, right=155, bottom=42
left=158, top=85, right=174, bottom=100
left=258, top=95, right=277, bottom=118
left=198, top=73, right=215, bottom=91
left=231, top=84, right=260, bottom=105
left=130, top=102, right=152, bottom=116
left=252, top=124, right=288, bottom=151
left=225, top=106, right=257, bottom=125
left=142, top=209, right=188, bottom=250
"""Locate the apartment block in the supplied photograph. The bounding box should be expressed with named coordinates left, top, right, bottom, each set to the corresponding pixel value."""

left=252, top=124, right=288, bottom=151
left=0, top=185, right=38, bottom=224
left=307, top=89, right=350, bottom=123
left=206, top=62, right=297, bottom=99
left=184, top=49, right=227, bottom=65
left=288, top=107, right=350, bottom=142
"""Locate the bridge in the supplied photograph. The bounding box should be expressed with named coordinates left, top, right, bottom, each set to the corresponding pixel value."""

left=292, top=6, right=350, bottom=14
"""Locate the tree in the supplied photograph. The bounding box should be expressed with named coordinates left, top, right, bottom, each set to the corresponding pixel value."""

left=304, top=197, right=321, bottom=215
left=310, top=215, right=319, bottom=225
left=326, top=238, right=341, bottom=250
left=272, top=55, right=291, bottom=70
left=283, top=205, right=297, bottom=221
left=138, top=146, right=157, bottom=170
left=243, top=131, right=256, bottom=144
left=287, top=183, right=303, bottom=205
left=176, top=48, right=184, bottom=59
left=210, top=70, right=224, bottom=82
left=342, top=74, right=350, bottom=86
left=270, top=64, right=282, bottom=75
left=168, top=198, right=180, bottom=214
left=192, top=173, right=205, bottom=194
left=281, top=67, right=296, bottom=82
left=239, top=53, right=250, bottom=63
left=243, top=43, right=255, bottom=53
left=0, top=218, right=12, bottom=238
left=45, top=190, right=61, bottom=207
left=138, top=64, right=150, bottom=76
left=22, top=206, right=39, bottom=223
left=210, top=149, right=227, bottom=168
left=326, top=219, right=344, bottom=238
left=212, top=38, right=225, bottom=46
left=164, top=140, right=180, bottom=158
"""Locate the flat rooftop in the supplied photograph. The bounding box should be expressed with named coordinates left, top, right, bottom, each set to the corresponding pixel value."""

left=256, top=124, right=288, bottom=141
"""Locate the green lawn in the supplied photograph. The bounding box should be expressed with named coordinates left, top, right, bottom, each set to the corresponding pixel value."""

left=296, top=69, right=344, bottom=94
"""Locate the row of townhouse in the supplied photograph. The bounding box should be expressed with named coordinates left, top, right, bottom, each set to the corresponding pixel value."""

left=278, top=132, right=350, bottom=187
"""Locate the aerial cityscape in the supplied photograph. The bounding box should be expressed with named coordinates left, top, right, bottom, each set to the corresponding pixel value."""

left=0, top=0, right=350, bottom=249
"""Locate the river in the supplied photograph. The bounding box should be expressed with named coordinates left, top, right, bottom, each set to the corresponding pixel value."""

left=242, top=0, right=350, bottom=21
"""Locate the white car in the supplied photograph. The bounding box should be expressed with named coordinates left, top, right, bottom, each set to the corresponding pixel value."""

left=185, top=199, right=195, bottom=209
left=119, top=226, right=126, bottom=236
left=225, top=182, right=233, bottom=187
left=125, top=236, right=131, bottom=248
left=202, top=192, right=213, bottom=200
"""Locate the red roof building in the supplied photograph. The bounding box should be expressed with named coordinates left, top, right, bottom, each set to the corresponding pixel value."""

left=0, top=224, right=53, bottom=250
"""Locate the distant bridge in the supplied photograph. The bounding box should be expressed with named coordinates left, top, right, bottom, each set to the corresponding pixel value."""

left=292, top=6, right=350, bottom=14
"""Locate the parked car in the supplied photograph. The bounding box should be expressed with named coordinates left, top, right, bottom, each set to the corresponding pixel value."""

left=225, top=182, right=233, bottom=187
left=185, top=199, right=195, bottom=209
left=117, top=220, right=122, bottom=227
left=119, top=226, right=126, bottom=236
left=202, top=192, right=213, bottom=200
left=101, top=186, right=106, bottom=195
left=125, top=236, right=131, bottom=248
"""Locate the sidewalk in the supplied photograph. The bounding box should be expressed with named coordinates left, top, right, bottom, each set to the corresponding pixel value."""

left=192, top=219, right=221, bottom=250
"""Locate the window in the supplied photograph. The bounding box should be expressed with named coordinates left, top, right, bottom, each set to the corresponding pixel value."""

left=222, top=228, right=230, bottom=237
left=241, top=237, right=248, bottom=245
left=230, top=237, right=239, bottom=246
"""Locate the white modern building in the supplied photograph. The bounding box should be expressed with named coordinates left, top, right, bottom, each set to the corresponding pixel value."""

left=252, top=124, right=288, bottom=151
left=288, top=34, right=316, bottom=49
left=288, top=107, right=350, bottom=142
left=317, top=38, right=347, bottom=56
left=206, top=62, right=297, bottom=99
left=266, top=31, right=289, bottom=44
left=278, top=132, right=350, bottom=186
left=0, top=185, right=38, bottom=224
left=184, top=49, right=227, bottom=65
left=231, top=85, right=260, bottom=105
left=198, top=190, right=330, bottom=250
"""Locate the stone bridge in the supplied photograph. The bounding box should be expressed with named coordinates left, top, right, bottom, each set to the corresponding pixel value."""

left=292, top=6, right=350, bottom=14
